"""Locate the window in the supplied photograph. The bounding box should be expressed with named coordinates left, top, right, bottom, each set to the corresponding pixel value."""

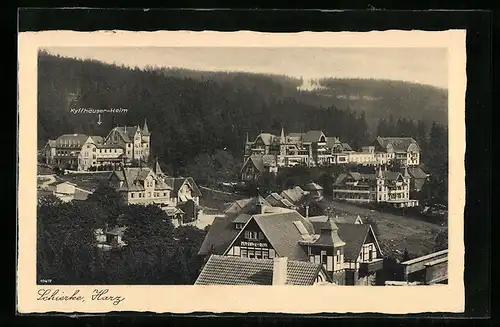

left=321, top=250, right=327, bottom=264
left=244, top=231, right=259, bottom=240
left=336, top=250, right=341, bottom=263
left=262, top=251, right=268, bottom=259
left=269, top=249, right=275, bottom=258
left=240, top=248, right=248, bottom=257
left=362, top=244, right=373, bottom=262
left=233, top=246, right=240, bottom=256
left=255, top=249, right=262, bottom=259
left=248, top=249, right=255, bottom=258
left=131, top=193, right=135, bottom=198
left=147, top=192, right=151, bottom=198
left=235, top=223, right=243, bottom=230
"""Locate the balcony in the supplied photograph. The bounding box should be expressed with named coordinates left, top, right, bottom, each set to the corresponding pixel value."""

left=359, top=258, right=384, bottom=276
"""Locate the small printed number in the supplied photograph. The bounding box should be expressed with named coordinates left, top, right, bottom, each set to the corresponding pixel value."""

left=40, top=279, right=52, bottom=284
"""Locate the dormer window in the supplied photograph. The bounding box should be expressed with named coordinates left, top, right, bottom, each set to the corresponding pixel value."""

left=235, top=223, right=244, bottom=230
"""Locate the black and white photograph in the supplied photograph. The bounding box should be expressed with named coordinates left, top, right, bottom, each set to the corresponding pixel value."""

left=18, top=30, right=466, bottom=313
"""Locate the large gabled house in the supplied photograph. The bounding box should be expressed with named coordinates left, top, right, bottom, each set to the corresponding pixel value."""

left=42, top=120, right=151, bottom=171
left=332, top=165, right=419, bottom=208
left=197, top=201, right=384, bottom=286
left=103, top=120, right=151, bottom=162
left=107, top=166, right=173, bottom=206
left=372, top=136, right=421, bottom=166
left=244, top=128, right=353, bottom=169
left=108, top=160, right=203, bottom=222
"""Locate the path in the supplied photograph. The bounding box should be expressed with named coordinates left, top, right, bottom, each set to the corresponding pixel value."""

left=37, top=174, right=56, bottom=189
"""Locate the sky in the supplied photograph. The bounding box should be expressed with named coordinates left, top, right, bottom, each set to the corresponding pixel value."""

left=44, top=47, right=448, bottom=89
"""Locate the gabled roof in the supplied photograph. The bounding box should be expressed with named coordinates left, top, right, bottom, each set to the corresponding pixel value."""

left=185, top=177, right=202, bottom=197
left=242, top=155, right=277, bottom=173
left=374, top=137, right=420, bottom=152
left=250, top=211, right=315, bottom=261
left=265, top=193, right=296, bottom=209
left=304, top=182, right=324, bottom=191
left=109, top=126, right=140, bottom=143
left=302, top=130, right=325, bottom=143
left=197, top=217, right=240, bottom=256
left=110, top=167, right=171, bottom=191
left=381, top=171, right=404, bottom=181
left=90, top=135, right=104, bottom=144
left=280, top=186, right=306, bottom=204
left=335, top=223, right=372, bottom=261
left=224, top=196, right=272, bottom=216
left=54, top=134, right=89, bottom=149
left=407, top=167, right=430, bottom=179
left=341, top=143, right=353, bottom=151
left=326, top=136, right=341, bottom=148
left=254, top=133, right=277, bottom=145
left=195, top=255, right=329, bottom=285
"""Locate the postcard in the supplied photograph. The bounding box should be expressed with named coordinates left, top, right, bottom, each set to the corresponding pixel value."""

left=17, top=29, right=466, bottom=314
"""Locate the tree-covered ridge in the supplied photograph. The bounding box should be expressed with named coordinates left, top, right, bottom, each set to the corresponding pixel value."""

left=38, top=51, right=369, bottom=173
left=315, top=78, right=448, bottom=128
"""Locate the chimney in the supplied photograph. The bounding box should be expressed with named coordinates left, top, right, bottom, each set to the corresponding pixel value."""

left=272, top=257, right=288, bottom=285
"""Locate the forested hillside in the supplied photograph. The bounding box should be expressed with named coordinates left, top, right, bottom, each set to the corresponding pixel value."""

left=38, top=51, right=447, bottom=176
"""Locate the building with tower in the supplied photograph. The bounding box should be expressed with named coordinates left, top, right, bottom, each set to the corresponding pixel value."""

left=42, top=119, right=152, bottom=171
left=332, top=165, right=419, bottom=208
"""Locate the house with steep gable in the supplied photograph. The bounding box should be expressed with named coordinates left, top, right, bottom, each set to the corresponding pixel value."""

left=107, top=166, right=173, bottom=206
left=103, top=119, right=151, bottom=162
left=197, top=200, right=384, bottom=285
left=372, top=137, right=421, bottom=166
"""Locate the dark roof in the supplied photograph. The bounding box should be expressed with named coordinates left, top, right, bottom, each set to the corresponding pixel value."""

left=381, top=171, right=403, bottom=181
left=302, top=130, right=325, bottom=143
left=280, top=186, right=306, bottom=204
left=336, top=223, right=371, bottom=261
left=90, top=136, right=104, bottom=144
left=164, top=177, right=202, bottom=197
left=265, top=193, right=295, bottom=208
left=304, top=182, right=324, bottom=191
left=54, top=134, right=89, bottom=149
left=152, top=159, right=164, bottom=176
left=334, top=172, right=376, bottom=186
left=232, top=214, right=252, bottom=224
left=326, top=136, right=341, bottom=148
left=243, top=155, right=277, bottom=173
left=254, top=133, right=277, bottom=145
left=225, top=196, right=272, bottom=215
left=251, top=211, right=314, bottom=261
left=107, top=226, right=127, bottom=236
left=195, top=255, right=326, bottom=285
left=109, top=126, right=140, bottom=143
left=198, top=217, right=240, bottom=256
left=111, top=167, right=171, bottom=191
left=407, top=167, right=429, bottom=179
left=341, top=143, right=353, bottom=151
left=185, top=177, right=202, bottom=197
left=374, top=137, right=420, bottom=152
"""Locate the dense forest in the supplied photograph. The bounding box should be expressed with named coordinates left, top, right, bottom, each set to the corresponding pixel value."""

left=38, top=51, right=447, bottom=177
left=37, top=187, right=207, bottom=285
